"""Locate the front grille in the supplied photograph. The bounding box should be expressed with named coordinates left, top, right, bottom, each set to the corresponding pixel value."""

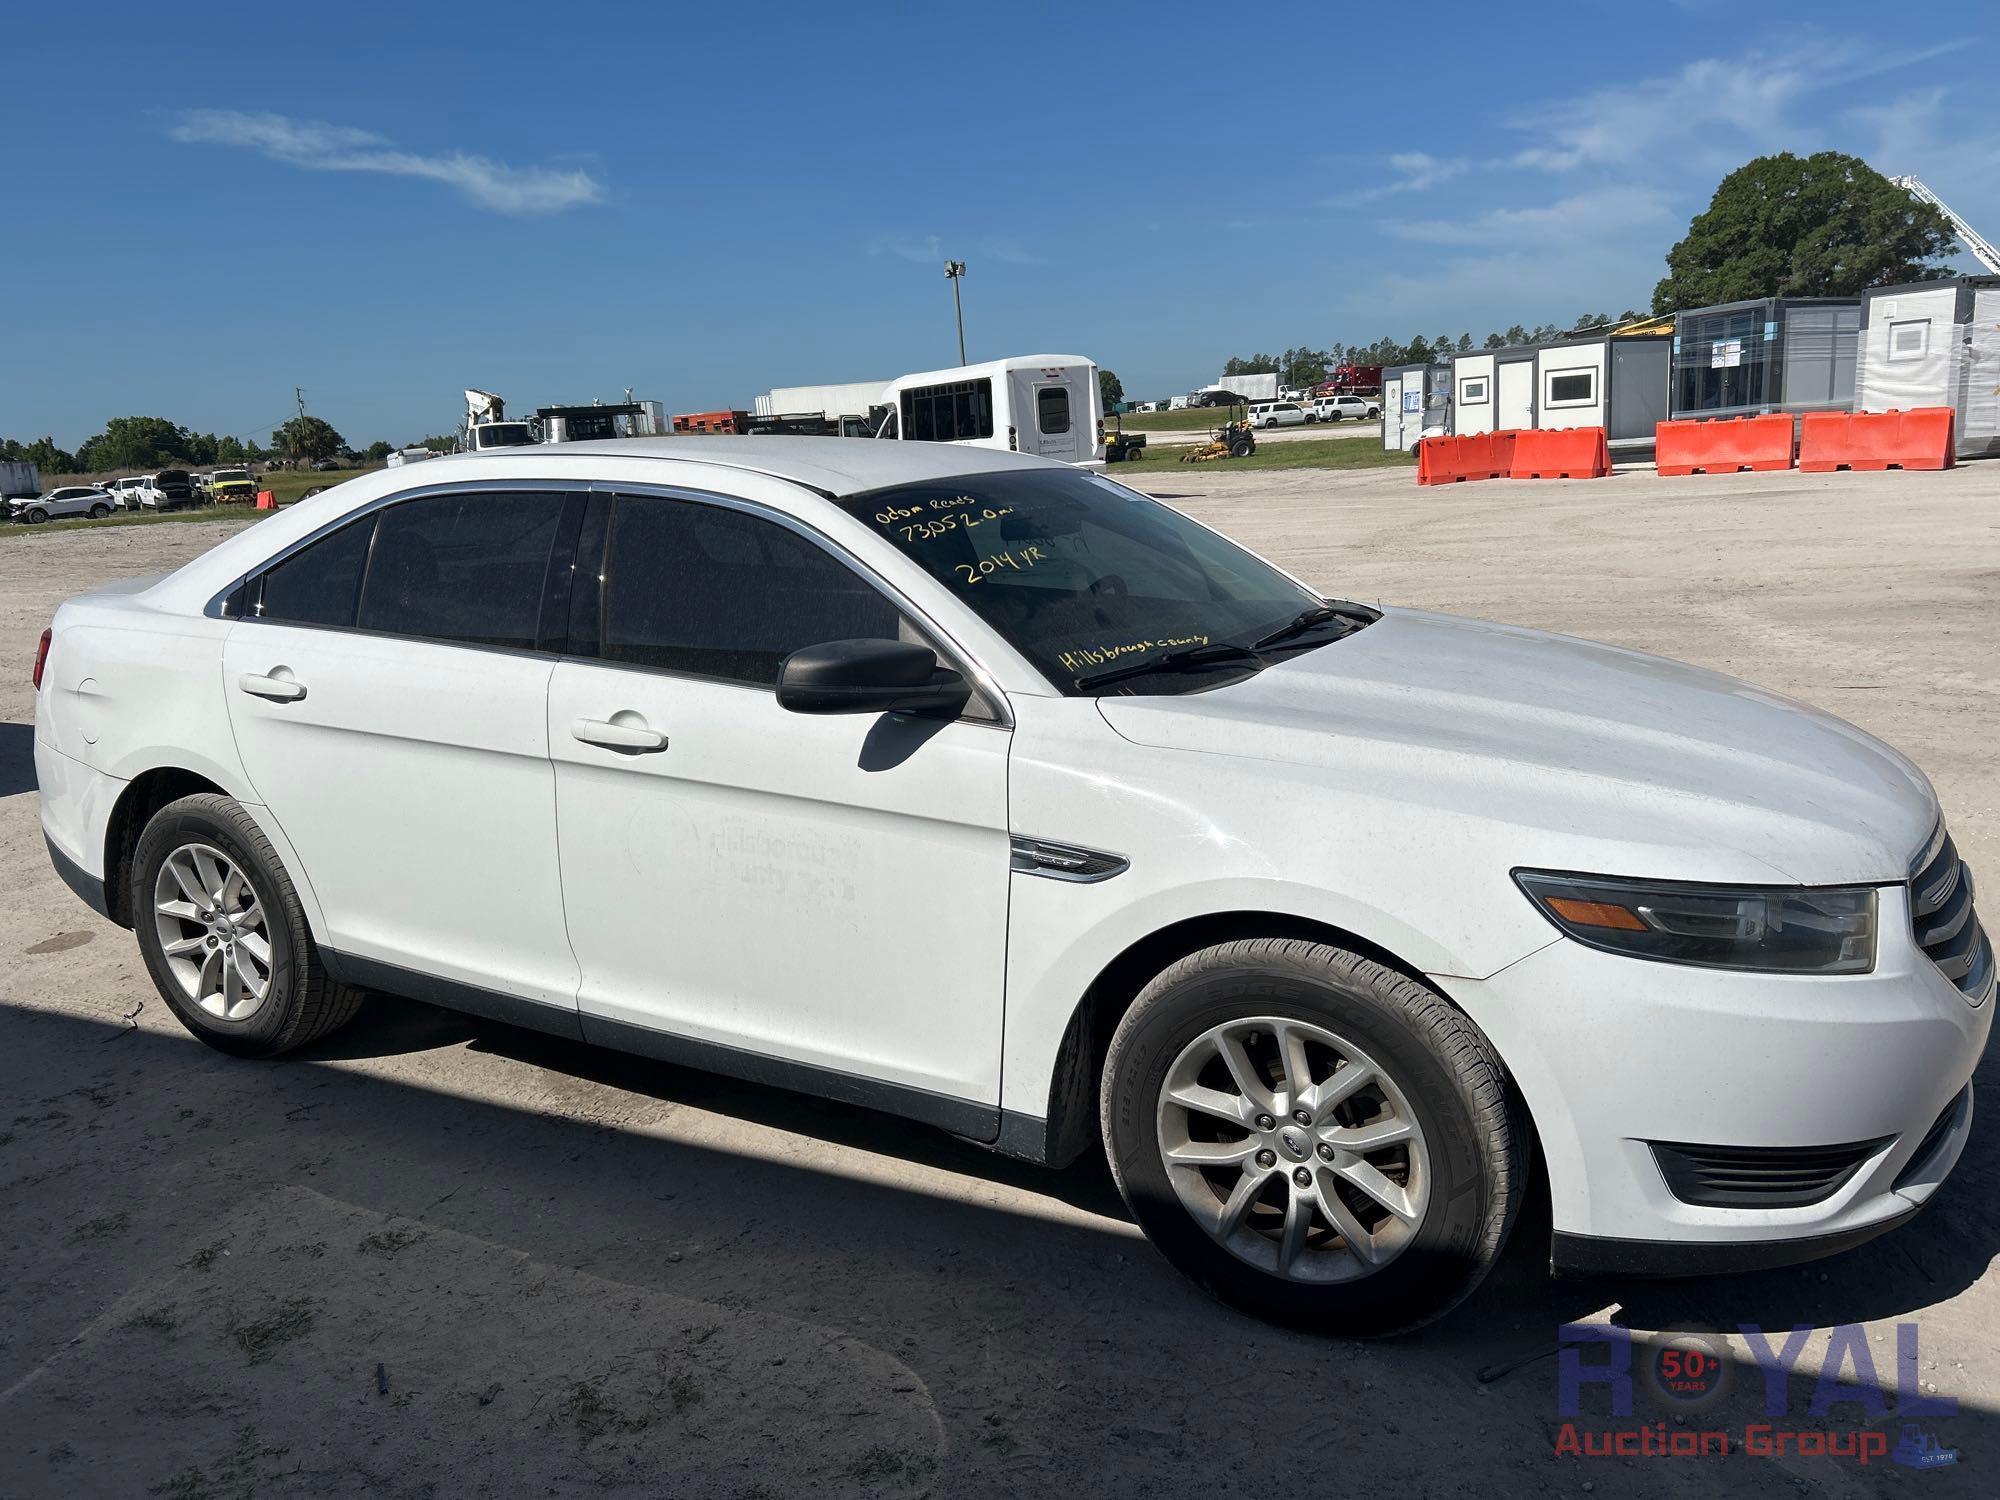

left=1893, top=1086, right=1971, bottom=1191
left=1650, top=1137, right=1889, bottom=1208
left=1911, top=824, right=1993, bottom=1004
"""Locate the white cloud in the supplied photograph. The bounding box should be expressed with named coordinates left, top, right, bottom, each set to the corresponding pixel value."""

left=1338, top=152, right=1471, bottom=204
left=1388, top=186, right=1673, bottom=248
left=170, top=110, right=605, bottom=215
left=867, top=232, right=943, bottom=263
left=1506, top=38, right=1963, bottom=173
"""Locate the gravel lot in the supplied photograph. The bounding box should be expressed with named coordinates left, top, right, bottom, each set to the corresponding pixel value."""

left=2, top=463, right=1996, bottom=1497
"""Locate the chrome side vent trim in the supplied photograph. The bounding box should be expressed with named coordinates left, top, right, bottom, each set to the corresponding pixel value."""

left=1010, top=837, right=1129, bottom=883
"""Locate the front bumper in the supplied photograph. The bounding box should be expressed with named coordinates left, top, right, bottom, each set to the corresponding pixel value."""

left=1434, top=881, right=1989, bottom=1268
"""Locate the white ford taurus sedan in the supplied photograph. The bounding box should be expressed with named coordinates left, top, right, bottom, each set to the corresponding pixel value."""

left=33, top=438, right=1989, bottom=1333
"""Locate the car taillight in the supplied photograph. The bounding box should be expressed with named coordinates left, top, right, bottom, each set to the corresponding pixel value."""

left=1008, top=425, right=1018, bottom=451
left=33, top=627, right=52, bottom=690
left=1096, top=417, right=1105, bottom=445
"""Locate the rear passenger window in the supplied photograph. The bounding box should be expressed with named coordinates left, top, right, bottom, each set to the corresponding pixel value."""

left=1037, top=386, right=1071, bottom=434
left=356, top=492, right=561, bottom=649
left=257, top=518, right=372, bottom=627
left=597, top=496, right=901, bottom=686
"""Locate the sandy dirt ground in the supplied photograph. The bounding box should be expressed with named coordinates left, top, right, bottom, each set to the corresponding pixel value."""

left=2, top=462, right=1996, bottom=1497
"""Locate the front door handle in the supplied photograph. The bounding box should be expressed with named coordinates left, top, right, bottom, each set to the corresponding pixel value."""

left=239, top=671, right=306, bottom=702
left=571, top=716, right=668, bottom=754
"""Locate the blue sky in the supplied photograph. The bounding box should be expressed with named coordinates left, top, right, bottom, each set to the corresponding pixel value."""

left=4, top=1, right=1995, bottom=450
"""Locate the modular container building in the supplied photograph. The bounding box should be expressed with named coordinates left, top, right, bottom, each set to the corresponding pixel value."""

left=1854, top=276, right=2000, bottom=459
left=1668, top=297, right=1859, bottom=421
left=1381, top=364, right=1450, bottom=452
left=1450, top=333, right=1670, bottom=457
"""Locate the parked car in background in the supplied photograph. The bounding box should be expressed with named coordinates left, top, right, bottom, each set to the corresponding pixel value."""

left=135, top=470, right=195, bottom=510
left=109, top=477, right=149, bottom=510
left=209, top=468, right=258, bottom=504
left=34, top=438, right=1986, bottom=1337
left=9, top=485, right=116, bottom=523
left=1249, top=400, right=1310, bottom=430
left=1312, top=395, right=1382, bottom=423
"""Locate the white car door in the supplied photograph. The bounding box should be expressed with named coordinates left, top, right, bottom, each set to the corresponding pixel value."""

left=222, top=486, right=582, bottom=1028
left=546, top=487, right=1012, bottom=1131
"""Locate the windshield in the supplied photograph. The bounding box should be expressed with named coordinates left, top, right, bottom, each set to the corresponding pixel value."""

left=837, top=468, right=1333, bottom=695
left=479, top=423, right=536, bottom=448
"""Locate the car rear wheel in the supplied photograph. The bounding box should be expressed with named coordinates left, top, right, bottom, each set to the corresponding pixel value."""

left=89, top=503, right=111, bottom=519
left=132, top=793, right=364, bottom=1057
left=1101, top=938, right=1521, bottom=1335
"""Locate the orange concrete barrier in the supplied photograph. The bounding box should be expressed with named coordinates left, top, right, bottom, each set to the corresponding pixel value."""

left=1509, top=427, right=1609, bottom=479
left=1417, top=432, right=1515, bottom=485
left=1799, top=408, right=1956, bottom=473
left=1655, top=414, right=1793, bottom=476
left=254, top=490, right=277, bottom=510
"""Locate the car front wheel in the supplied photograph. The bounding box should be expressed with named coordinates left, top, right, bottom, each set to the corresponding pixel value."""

left=1101, top=938, right=1521, bottom=1335
left=132, top=793, right=364, bottom=1057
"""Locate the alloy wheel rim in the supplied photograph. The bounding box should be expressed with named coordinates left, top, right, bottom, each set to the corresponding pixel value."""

left=152, top=842, right=273, bottom=1022
left=1155, top=1016, right=1430, bottom=1283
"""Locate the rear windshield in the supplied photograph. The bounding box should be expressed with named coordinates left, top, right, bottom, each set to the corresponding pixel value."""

left=836, top=468, right=1324, bottom=695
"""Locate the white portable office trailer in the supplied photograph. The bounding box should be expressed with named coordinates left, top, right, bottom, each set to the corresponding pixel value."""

left=1854, top=276, right=2000, bottom=459
left=1450, top=334, right=1670, bottom=457
left=1381, top=364, right=1451, bottom=452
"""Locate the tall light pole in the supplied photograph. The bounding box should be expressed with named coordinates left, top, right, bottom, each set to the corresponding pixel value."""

left=943, top=260, right=967, bottom=365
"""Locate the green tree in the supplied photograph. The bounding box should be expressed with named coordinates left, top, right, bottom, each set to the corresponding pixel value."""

left=1279, top=347, right=1332, bottom=389
left=1654, top=152, right=1955, bottom=314
left=1221, top=353, right=1280, bottom=376
left=214, top=435, right=249, bottom=463
left=74, top=416, right=197, bottom=473
left=2, top=435, right=80, bottom=473
left=1097, top=368, right=1125, bottom=408
left=364, top=439, right=394, bottom=463
left=271, top=414, right=346, bottom=467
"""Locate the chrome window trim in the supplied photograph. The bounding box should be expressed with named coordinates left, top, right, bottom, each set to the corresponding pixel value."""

left=202, top=478, right=577, bottom=621
left=208, top=475, right=1014, bottom=731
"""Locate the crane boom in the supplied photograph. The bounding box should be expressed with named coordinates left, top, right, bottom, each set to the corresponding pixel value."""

left=1891, top=175, right=2000, bottom=275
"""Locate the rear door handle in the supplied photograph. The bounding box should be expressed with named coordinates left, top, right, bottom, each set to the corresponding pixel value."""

left=571, top=716, right=668, bottom=754
left=239, top=672, right=306, bottom=702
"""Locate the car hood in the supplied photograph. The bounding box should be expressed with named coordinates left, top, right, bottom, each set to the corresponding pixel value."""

left=1094, top=607, right=1937, bottom=885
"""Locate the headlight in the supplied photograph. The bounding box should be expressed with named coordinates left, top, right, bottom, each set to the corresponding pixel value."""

left=1514, top=870, right=1877, bottom=974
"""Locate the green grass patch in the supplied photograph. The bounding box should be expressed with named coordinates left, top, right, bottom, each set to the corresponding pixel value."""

left=1123, top=439, right=1414, bottom=474
left=1119, top=407, right=1249, bottom=432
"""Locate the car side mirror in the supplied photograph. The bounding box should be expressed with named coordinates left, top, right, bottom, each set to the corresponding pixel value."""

left=776, top=639, right=972, bottom=718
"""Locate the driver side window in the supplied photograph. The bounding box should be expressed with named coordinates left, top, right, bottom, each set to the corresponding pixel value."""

left=591, top=495, right=902, bottom=688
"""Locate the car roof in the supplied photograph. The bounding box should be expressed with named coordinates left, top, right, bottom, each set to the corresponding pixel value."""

left=456, top=435, right=1067, bottom=497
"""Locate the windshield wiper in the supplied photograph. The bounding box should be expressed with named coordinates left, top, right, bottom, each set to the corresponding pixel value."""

left=1252, top=605, right=1347, bottom=651
left=1073, top=642, right=1266, bottom=692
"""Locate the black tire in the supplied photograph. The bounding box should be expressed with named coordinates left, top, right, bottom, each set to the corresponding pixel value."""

left=1101, top=938, right=1521, bottom=1336
left=131, top=793, right=364, bottom=1058
left=89, top=503, right=111, bottom=519
left=1230, top=438, right=1255, bottom=458
left=26, top=507, right=48, bottom=524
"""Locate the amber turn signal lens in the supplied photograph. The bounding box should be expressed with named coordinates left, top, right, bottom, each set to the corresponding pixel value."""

left=1544, top=897, right=1647, bottom=931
